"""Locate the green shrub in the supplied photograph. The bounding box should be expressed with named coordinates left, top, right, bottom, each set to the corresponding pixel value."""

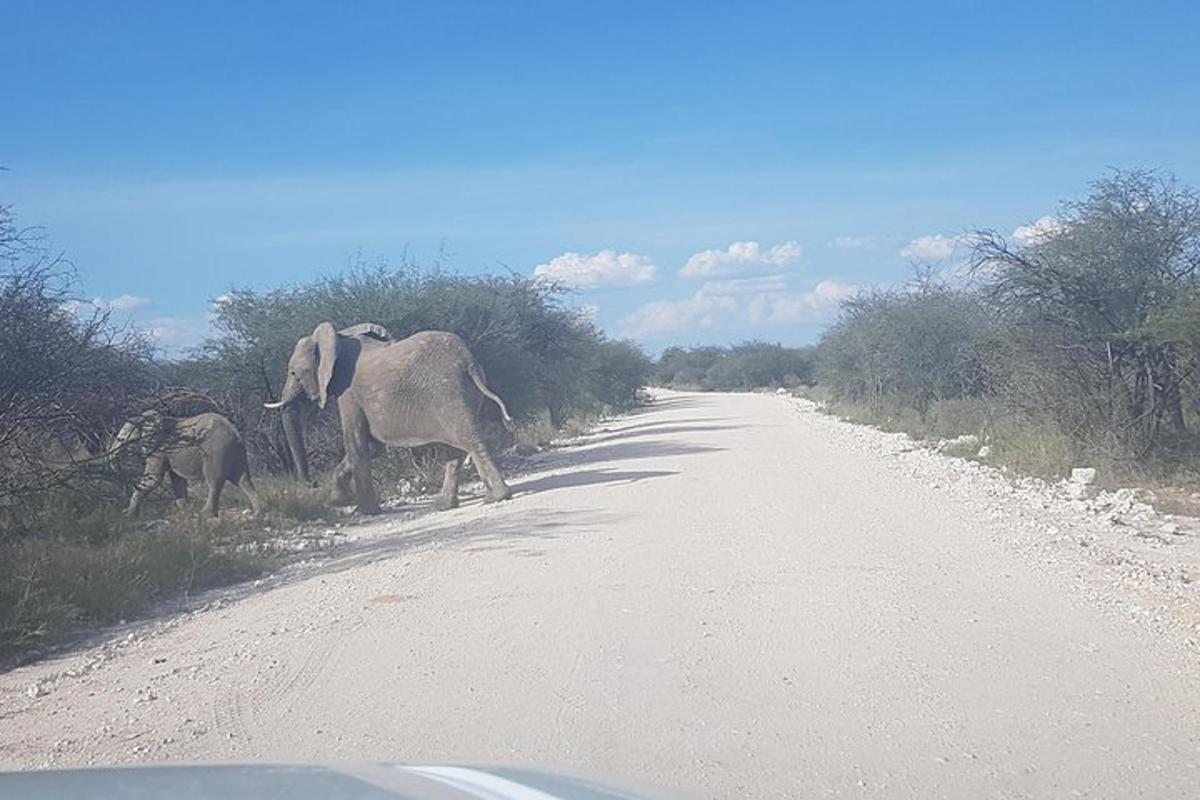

left=816, top=280, right=995, bottom=417
left=169, top=265, right=651, bottom=479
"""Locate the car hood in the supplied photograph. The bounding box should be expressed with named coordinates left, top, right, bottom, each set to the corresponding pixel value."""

left=0, top=762, right=678, bottom=800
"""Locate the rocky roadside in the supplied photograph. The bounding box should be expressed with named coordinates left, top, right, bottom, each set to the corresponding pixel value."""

left=786, top=395, right=1200, bottom=649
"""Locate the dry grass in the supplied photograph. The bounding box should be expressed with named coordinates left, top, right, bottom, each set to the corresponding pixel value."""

left=819, top=396, right=1080, bottom=478
left=255, top=475, right=339, bottom=521
left=0, top=510, right=273, bottom=666
left=0, top=472, right=353, bottom=666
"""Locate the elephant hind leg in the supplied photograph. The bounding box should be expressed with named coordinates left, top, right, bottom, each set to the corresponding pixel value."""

left=167, top=470, right=189, bottom=511
left=202, top=475, right=225, bottom=518
left=434, top=450, right=465, bottom=511
left=466, top=443, right=511, bottom=503
left=237, top=472, right=262, bottom=517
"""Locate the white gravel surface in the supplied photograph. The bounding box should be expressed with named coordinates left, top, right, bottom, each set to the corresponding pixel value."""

left=3, top=389, right=1200, bottom=798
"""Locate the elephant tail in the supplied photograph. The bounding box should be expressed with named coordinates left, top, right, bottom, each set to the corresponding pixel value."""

left=468, top=362, right=514, bottom=428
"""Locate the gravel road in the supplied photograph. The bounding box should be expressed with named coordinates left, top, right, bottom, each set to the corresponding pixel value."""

left=4, top=390, right=1200, bottom=797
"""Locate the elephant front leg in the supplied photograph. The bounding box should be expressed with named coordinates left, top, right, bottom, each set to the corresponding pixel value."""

left=342, top=411, right=381, bottom=515
left=349, top=456, right=381, bottom=515
left=329, top=456, right=356, bottom=506
left=434, top=450, right=465, bottom=511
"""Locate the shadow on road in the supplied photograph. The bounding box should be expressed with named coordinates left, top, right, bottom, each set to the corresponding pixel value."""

left=259, top=507, right=628, bottom=584
left=547, top=438, right=723, bottom=469
left=623, top=394, right=705, bottom=415
left=580, top=423, right=742, bottom=444
left=598, top=416, right=728, bottom=432
left=515, top=467, right=676, bottom=495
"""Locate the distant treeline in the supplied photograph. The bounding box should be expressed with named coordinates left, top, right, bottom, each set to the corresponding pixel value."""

left=653, top=342, right=815, bottom=391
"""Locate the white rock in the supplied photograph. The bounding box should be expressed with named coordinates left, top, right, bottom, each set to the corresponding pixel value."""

left=976, top=445, right=991, bottom=459
left=27, top=682, right=47, bottom=698
left=1069, top=468, right=1097, bottom=485
left=937, top=434, right=980, bottom=453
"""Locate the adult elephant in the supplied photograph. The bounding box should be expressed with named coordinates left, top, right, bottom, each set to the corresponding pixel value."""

left=265, top=322, right=513, bottom=514
left=109, top=411, right=261, bottom=517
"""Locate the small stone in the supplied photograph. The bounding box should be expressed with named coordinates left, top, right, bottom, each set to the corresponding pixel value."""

left=27, top=682, right=47, bottom=698
left=1069, top=468, right=1097, bottom=485
left=1160, top=522, right=1182, bottom=535
left=976, top=445, right=991, bottom=459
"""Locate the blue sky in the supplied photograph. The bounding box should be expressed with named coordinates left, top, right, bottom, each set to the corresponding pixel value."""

left=4, top=1, right=1199, bottom=353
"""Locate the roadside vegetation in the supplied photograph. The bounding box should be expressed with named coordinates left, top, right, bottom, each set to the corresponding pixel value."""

left=0, top=203, right=651, bottom=664
left=647, top=171, right=1200, bottom=492
left=814, top=170, right=1200, bottom=487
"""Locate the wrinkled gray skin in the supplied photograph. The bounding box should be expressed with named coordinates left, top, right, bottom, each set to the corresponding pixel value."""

left=110, top=411, right=261, bottom=518
left=267, top=322, right=512, bottom=514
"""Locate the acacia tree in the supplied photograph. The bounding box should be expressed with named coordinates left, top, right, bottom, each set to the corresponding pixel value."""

left=0, top=204, right=154, bottom=511
left=971, top=170, right=1200, bottom=457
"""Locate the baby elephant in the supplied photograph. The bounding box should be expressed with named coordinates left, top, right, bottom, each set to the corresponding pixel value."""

left=110, top=411, right=261, bottom=518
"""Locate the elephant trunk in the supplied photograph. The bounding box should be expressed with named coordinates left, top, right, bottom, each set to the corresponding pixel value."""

left=280, top=404, right=314, bottom=485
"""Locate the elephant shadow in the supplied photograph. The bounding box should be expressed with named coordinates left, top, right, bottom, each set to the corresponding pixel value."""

left=513, top=468, right=676, bottom=495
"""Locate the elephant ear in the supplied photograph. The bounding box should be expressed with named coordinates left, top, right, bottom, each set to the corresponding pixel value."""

left=312, top=322, right=340, bottom=410
left=338, top=321, right=391, bottom=341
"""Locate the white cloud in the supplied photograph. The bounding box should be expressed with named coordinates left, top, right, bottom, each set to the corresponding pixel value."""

left=142, top=315, right=215, bottom=354
left=747, top=280, right=857, bottom=324
left=620, top=291, right=737, bottom=337
left=533, top=250, right=656, bottom=288
left=63, top=293, right=152, bottom=315
left=900, top=234, right=960, bottom=262
left=827, top=235, right=875, bottom=250
left=621, top=275, right=853, bottom=337
left=680, top=240, right=803, bottom=278
left=107, top=293, right=151, bottom=311
left=1012, top=215, right=1066, bottom=246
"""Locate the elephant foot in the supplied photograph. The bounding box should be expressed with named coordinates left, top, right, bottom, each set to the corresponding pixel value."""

left=433, top=495, right=459, bottom=511
left=483, top=486, right=512, bottom=504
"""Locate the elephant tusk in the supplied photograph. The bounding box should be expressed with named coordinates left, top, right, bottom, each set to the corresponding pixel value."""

left=263, top=401, right=286, bottom=410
